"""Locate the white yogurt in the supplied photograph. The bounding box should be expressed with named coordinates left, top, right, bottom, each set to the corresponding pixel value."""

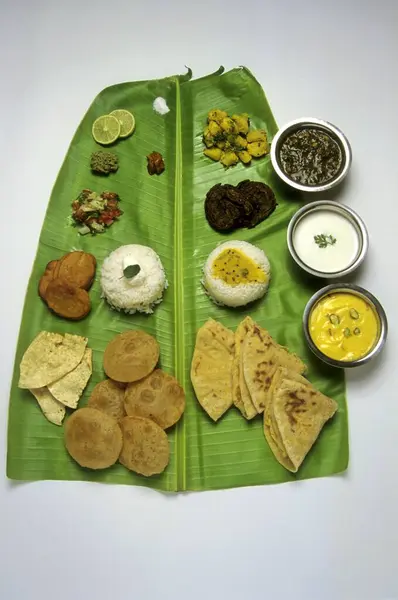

left=292, top=209, right=359, bottom=273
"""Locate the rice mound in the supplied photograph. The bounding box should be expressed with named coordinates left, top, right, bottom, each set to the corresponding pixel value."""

left=202, top=240, right=271, bottom=307
left=101, top=245, right=167, bottom=314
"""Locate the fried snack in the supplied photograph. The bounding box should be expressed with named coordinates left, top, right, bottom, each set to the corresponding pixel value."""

left=190, top=319, right=235, bottom=421
left=119, top=416, right=169, bottom=476
left=54, top=251, right=96, bottom=290
left=64, top=407, right=123, bottom=469
left=38, top=260, right=58, bottom=300
left=103, top=331, right=159, bottom=383
left=29, top=387, right=66, bottom=426
left=19, top=331, right=87, bottom=389
left=87, top=379, right=126, bottom=421
left=48, top=348, right=92, bottom=408
left=124, top=369, right=185, bottom=429
left=45, top=278, right=91, bottom=320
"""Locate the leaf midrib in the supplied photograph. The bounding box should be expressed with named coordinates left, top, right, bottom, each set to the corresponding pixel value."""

left=173, top=76, right=186, bottom=492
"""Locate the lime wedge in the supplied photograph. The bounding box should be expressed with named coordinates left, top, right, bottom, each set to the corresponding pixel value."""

left=92, top=115, right=121, bottom=145
left=109, top=109, right=135, bottom=138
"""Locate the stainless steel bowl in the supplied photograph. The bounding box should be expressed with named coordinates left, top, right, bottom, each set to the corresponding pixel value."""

left=287, top=200, right=369, bottom=278
left=270, top=117, right=352, bottom=193
left=303, top=283, right=388, bottom=368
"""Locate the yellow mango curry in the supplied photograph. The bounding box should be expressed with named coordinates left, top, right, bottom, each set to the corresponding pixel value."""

left=309, top=292, right=379, bottom=361
left=211, top=248, right=267, bottom=286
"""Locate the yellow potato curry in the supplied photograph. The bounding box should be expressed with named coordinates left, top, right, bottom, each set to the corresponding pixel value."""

left=309, top=292, right=379, bottom=362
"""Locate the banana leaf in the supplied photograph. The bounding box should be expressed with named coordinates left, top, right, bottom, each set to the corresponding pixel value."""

left=7, top=67, right=348, bottom=491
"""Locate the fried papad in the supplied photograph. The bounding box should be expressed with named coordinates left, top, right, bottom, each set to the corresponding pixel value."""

left=19, top=332, right=87, bottom=389
left=48, top=348, right=92, bottom=408
left=29, top=387, right=66, bottom=426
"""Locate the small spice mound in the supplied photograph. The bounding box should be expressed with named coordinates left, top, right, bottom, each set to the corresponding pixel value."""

left=90, top=151, right=119, bottom=175
left=279, top=127, right=342, bottom=186
left=205, top=180, right=277, bottom=232
left=147, top=151, right=165, bottom=175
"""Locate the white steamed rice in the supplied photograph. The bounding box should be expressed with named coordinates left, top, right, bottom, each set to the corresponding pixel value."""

left=101, top=244, right=167, bottom=314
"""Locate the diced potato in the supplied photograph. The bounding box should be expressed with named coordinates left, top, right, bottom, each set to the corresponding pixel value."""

left=216, top=140, right=226, bottom=149
left=203, top=127, right=214, bottom=148
left=235, top=135, right=247, bottom=149
left=208, top=120, right=222, bottom=136
left=247, top=140, right=268, bottom=157
left=246, top=129, right=268, bottom=143
left=220, top=151, right=239, bottom=167
left=238, top=151, right=252, bottom=164
left=208, top=109, right=228, bottom=124
left=232, top=114, right=250, bottom=135
left=220, top=117, right=238, bottom=134
left=204, top=147, right=223, bottom=161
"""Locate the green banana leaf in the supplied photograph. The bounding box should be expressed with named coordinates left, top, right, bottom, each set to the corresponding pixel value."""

left=7, top=67, right=348, bottom=491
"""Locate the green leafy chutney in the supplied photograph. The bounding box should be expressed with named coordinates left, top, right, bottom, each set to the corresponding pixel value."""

left=279, top=127, right=342, bottom=186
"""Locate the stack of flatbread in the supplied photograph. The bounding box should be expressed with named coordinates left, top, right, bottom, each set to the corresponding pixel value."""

left=264, top=367, right=338, bottom=472
left=18, top=331, right=92, bottom=425
left=191, top=317, right=338, bottom=472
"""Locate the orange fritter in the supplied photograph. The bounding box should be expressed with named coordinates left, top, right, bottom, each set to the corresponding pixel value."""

left=45, top=278, right=91, bottom=320
left=38, top=260, right=59, bottom=301
left=54, top=251, right=96, bottom=290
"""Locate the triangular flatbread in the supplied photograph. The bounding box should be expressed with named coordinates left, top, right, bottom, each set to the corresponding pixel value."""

left=242, top=323, right=306, bottom=413
left=263, top=368, right=308, bottom=470
left=272, top=379, right=338, bottom=472
left=191, top=319, right=235, bottom=421
left=29, top=387, right=66, bottom=426
left=48, top=348, right=92, bottom=408
left=232, top=317, right=257, bottom=419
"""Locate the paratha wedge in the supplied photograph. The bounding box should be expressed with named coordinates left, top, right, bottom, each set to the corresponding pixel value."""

left=263, top=368, right=308, bottom=470
left=242, top=323, right=306, bottom=413
left=271, top=378, right=338, bottom=472
left=191, top=319, right=235, bottom=421
left=233, top=317, right=257, bottom=419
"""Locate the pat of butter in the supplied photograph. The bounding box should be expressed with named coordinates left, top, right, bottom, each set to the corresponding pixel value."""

left=122, top=255, right=145, bottom=287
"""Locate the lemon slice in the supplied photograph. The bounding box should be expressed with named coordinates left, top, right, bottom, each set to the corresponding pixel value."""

left=110, top=109, right=135, bottom=138
left=92, top=115, right=121, bottom=145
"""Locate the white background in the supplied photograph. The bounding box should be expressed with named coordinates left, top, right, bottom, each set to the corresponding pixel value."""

left=1, top=1, right=397, bottom=598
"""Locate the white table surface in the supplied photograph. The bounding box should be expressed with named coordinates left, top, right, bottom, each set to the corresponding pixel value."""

left=1, top=1, right=397, bottom=598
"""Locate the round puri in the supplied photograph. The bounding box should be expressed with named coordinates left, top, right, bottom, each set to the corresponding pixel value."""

left=55, top=251, right=96, bottom=290
left=64, top=407, right=122, bottom=469
left=103, top=330, right=159, bottom=383
left=87, top=379, right=126, bottom=421
left=46, top=278, right=91, bottom=320
left=119, top=416, right=169, bottom=476
left=125, top=369, right=185, bottom=429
